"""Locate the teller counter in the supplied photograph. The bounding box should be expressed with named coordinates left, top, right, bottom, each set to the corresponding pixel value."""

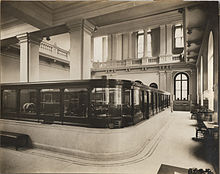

left=0, top=110, right=170, bottom=161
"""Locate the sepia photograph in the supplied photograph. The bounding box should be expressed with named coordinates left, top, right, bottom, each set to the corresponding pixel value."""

left=0, top=0, right=219, bottom=173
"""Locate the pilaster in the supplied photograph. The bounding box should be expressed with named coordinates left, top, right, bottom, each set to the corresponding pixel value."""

left=67, top=19, right=94, bottom=80
left=128, top=32, right=133, bottom=59
left=144, top=29, right=148, bottom=57
left=160, top=25, right=166, bottom=57
left=166, top=24, right=173, bottom=56
left=16, top=33, right=42, bottom=82
left=159, top=71, right=166, bottom=91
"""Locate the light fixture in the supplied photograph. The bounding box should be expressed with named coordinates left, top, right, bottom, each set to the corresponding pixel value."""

left=46, top=36, right=51, bottom=41
left=94, top=26, right=98, bottom=32
left=187, top=28, right=192, bottom=35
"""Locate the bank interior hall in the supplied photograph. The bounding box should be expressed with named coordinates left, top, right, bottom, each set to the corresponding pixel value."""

left=0, top=1, right=219, bottom=174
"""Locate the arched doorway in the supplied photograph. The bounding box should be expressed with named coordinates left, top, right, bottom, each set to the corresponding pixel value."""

left=207, top=31, right=214, bottom=110
left=174, top=72, right=189, bottom=101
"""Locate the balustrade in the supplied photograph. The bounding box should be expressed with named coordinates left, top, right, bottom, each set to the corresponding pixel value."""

left=39, top=41, right=69, bottom=61
left=92, top=55, right=181, bottom=70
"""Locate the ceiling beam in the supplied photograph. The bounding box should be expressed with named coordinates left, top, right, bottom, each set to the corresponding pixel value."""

left=53, top=1, right=149, bottom=26
left=2, top=1, right=53, bottom=29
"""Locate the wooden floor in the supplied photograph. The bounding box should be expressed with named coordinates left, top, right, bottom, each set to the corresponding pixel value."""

left=0, top=111, right=217, bottom=174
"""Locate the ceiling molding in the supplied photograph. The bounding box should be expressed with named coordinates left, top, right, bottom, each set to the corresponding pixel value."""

left=53, top=1, right=143, bottom=26
left=92, top=10, right=182, bottom=37
left=2, top=1, right=53, bottom=29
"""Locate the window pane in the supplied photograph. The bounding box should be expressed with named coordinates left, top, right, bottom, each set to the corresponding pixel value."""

left=122, top=89, right=132, bottom=116
left=3, top=90, right=17, bottom=113
left=176, top=74, right=181, bottom=80
left=182, top=90, right=188, bottom=100
left=176, top=90, right=181, bottom=100
left=91, top=88, right=107, bottom=117
left=20, top=89, right=37, bottom=115
left=176, top=81, right=181, bottom=90
left=182, top=74, right=187, bottom=80
left=40, top=89, right=60, bottom=116
left=147, top=33, right=152, bottom=56
left=108, top=87, right=122, bottom=117
left=175, top=28, right=182, bottom=37
left=138, top=34, right=144, bottom=58
left=64, top=88, right=88, bottom=118
left=94, top=37, right=103, bottom=62
left=176, top=38, right=183, bottom=47
left=182, top=81, right=188, bottom=90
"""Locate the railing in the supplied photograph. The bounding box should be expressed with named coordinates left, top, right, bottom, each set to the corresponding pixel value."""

left=92, top=54, right=182, bottom=69
left=172, top=54, right=182, bottom=61
left=40, top=41, right=70, bottom=61
left=92, top=56, right=161, bottom=69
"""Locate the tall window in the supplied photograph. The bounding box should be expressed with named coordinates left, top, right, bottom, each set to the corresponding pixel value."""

left=174, top=72, right=189, bottom=101
left=93, top=36, right=108, bottom=62
left=146, top=29, right=152, bottom=57
left=207, top=31, right=214, bottom=111
left=137, top=30, right=144, bottom=58
left=174, top=24, right=183, bottom=48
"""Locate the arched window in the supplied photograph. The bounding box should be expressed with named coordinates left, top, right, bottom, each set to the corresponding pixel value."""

left=174, top=72, right=189, bottom=101
left=207, top=31, right=214, bottom=110
left=150, top=83, right=158, bottom=89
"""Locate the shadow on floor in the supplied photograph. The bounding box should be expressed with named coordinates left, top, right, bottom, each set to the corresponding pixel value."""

left=190, top=139, right=219, bottom=174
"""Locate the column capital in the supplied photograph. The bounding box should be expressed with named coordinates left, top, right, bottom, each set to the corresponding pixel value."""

left=66, top=19, right=95, bottom=35
left=16, top=33, right=42, bottom=45
left=166, top=23, right=173, bottom=27
left=160, top=24, right=166, bottom=29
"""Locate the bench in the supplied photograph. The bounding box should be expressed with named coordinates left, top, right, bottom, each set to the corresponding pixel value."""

left=0, top=131, right=29, bottom=150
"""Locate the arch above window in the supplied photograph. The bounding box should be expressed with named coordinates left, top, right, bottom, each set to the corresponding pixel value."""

left=150, top=83, right=158, bottom=89
left=174, top=72, right=189, bottom=101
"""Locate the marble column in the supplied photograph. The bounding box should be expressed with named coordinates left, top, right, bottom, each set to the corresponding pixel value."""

left=17, top=33, right=42, bottom=82
left=67, top=19, right=94, bottom=80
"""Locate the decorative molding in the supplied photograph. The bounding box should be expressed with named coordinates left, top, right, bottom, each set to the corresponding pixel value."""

left=93, top=10, right=182, bottom=37
left=66, top=19, right=95, bottom=34
left=16, top=33, right=43, bottom=45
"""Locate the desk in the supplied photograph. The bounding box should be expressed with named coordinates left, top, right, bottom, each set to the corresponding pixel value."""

left=157, top=164, right=188, bottom=174
left=198, top=111, right=214, bottom=121
left=203, top=121, right=218, bottom=129
left=203, top=121, right=219, bottom=139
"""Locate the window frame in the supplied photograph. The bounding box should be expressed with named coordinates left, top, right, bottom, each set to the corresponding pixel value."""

left=137, top=30, right=144, bottom=58
left=174, top=24, right=184, bottom=48
left=174, top=72, right=189, bottom=101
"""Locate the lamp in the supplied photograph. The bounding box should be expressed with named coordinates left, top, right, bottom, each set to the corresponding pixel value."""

left=46, top=36, right=51, bottom=41
left=94, top=26, right=98, bottom=32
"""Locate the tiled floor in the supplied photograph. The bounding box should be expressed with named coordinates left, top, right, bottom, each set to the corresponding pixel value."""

left=0, top=111, right=216, bottom=173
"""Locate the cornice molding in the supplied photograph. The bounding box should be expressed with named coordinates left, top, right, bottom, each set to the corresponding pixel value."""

left=93, top=10, right=182, bottom=37
left=66, top=19, right=95, bottom=34
left=16, top=33, right=43, bottom=45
